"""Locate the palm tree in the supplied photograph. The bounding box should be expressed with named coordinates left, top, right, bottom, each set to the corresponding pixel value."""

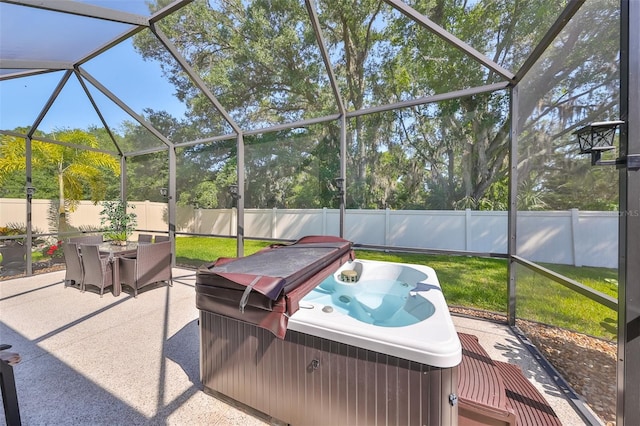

left=0, top=130, right=120, bottom=231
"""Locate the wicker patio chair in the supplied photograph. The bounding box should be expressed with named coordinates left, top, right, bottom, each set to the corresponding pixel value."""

left=80, top=244, right=113, bottom=297
left=138, top=234, right=153, bottom=243
left=69, top=234, right=104, bottom=245
left=62, top=242, right=83, bottom=289
left=119, top=241, right=172, bottom=297
left=153, top=235, right=169, bottom=242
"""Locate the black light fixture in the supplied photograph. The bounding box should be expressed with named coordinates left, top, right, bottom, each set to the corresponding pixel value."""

left=25, top=185, right=36, bottom=197
left=573, top=120, right=625, bottom=166
left=228, top=184, right=240, bottom=200
left=159, top=187, right=170, bottom=199
left=334, top=177, right=345, bottom=197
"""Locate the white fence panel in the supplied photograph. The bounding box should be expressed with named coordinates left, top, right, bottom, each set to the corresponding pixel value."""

left=574, top=210, right=618, bottom=268
left=345, top=210, right=386, bottom=245
left=388, top=210, right=467, bottom=250
left=1, top=198, right=619, bottom=268
left=0, top=198, right=26, bottom=228
left=130, top=201, right=168, bottom=231
left=469, top=211, right=508, bottom=253
left=193, top=208, right=234, bottom=235
left=272, top=209, right=337, bottom=240
left=30, top=199, right=52, bottom=231
left=516, top=212, right=574, bottom=264
left=244, top=209, right=274, bottom=238
left=67, top=202, right=103, bottom=230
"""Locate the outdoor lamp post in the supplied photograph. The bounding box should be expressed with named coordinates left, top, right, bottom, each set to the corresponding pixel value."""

left=574, top=120, right=625, bottom=166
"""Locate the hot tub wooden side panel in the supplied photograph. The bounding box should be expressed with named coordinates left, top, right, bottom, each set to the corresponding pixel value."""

left=200, top=311, right=458, bottom=426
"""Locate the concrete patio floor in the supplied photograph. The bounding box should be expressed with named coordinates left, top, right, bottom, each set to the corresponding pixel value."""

left=1, top=269, right=590, bottom=425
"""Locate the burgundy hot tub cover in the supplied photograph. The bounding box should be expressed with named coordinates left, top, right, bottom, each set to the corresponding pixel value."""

left=196, top=235, right=354, bottom=338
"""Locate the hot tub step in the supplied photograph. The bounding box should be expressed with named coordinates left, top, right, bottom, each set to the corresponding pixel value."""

left=457, top=333, right=516, bottom=426
left=494, top=361, right=562, bottom=426
left=457, top=332, right=561, bottom=426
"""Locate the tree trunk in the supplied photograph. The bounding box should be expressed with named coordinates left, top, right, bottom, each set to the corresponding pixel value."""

left=57, top=169, right=69, bottom=234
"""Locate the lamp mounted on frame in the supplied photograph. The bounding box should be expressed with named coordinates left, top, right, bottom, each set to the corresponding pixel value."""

left=573, top=120, right=625, bottom=166
left=25, top=185, right=36, bottom=198
left=159, top=187, right=171, bottom=200
left=228, top=184, right=240, bottom=200
left=334, top=177, right=345, bottom=198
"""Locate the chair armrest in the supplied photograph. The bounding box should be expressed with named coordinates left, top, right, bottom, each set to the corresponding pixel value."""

left=0, top=351, right=21, bottom=366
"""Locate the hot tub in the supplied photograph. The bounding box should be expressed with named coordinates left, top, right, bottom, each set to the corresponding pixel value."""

left=199, top=259, right=461, bottom=425
left=289, top=259, right=461, bottom=368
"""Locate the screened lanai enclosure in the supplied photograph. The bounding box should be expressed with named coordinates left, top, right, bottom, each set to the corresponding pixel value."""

left=0, top=0, right=638, bottom=424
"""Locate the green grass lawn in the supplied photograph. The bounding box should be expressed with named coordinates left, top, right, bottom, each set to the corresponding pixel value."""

left=173, top=236, right=617, bottom=340
left=0, top=237, right=270, bottom=270
left=175, top=236, right=273, bottom=268
left=515, top=263, right=618, bottom=340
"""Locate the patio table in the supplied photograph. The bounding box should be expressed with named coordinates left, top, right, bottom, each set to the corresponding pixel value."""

left=98, top=242, right=142, bottom=296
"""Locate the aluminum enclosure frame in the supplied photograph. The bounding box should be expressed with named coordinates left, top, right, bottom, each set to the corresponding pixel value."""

left=617, top=0, right=640, bottom=423
left=1, top=1, right=637, bottom=423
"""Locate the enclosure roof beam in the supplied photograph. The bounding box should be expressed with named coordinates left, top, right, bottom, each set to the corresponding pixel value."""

left=1, top=0, right=149, bottom=26
left=0, top=69, right=54, bottom=81
left=122, top=146, right=169, bottom=159
left=75, top=26, right=146, bottom=69
left=78, top=66, right=173, bottom=149
left=514, top=0, right=586, bottom=83
left=71, top=2, right=194, bottom=68
left=383, top=0, right=514, bottom=82
left=149, top=0, right=194, bottom=25
left=74, top=70, right=123, bottom=157
left=151, top=25, right=243, bottom=135
left=243, top=114, right=342, bottom=137
left=27, top=69, right=72, bottom=140
left=173, top=134, right=237, bottom=150
left=0, top=129, right=29, bottom=138
left=27, top=134, right=119, bottom=156
left=347, top=82, right=509, bottom=118
left=305, top=0, right=346, bottom=115
left=0, top=59, right=73, bottom=71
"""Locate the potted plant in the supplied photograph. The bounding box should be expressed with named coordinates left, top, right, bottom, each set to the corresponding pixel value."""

left=99, top=200, right=137, bottom=246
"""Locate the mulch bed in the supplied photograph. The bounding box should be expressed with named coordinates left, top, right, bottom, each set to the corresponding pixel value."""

left=449, top=306, right=616, bottom=426
left=0, top=262, right=65, bottom=280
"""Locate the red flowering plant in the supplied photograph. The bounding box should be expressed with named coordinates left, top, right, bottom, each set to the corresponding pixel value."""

left=42, top=240, right=64, bottom=259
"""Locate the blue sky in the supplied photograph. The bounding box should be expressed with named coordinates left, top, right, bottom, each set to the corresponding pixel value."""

left=0, top=43, right=187, bottom=134
left=0, top=1, right=188, bottom=135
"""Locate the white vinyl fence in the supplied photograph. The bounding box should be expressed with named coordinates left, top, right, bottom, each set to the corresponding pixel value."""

left=0, top=198, right=619, bottom=268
